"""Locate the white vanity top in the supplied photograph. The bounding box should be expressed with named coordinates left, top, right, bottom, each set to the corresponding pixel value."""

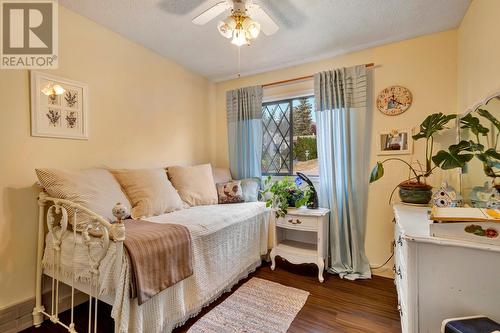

left=393, top=203, right=500, bottom=253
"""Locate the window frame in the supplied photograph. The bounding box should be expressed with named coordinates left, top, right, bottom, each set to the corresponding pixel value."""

left=261, top=94, right=315, bottom=177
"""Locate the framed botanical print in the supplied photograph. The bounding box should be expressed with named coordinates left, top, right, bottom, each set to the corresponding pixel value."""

left=30, top=71, right=89, bottom=139
left=377, top=128, right=413, bottom=155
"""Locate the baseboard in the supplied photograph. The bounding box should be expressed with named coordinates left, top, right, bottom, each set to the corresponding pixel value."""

left=0, top=286, right=87, bottom=333
left=0, top=298, right=34, bottom=333
left=371, top=264, right=394, bottom=278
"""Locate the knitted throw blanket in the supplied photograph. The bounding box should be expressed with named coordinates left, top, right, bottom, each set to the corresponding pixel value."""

left=123, top=219, right=193, bottom=305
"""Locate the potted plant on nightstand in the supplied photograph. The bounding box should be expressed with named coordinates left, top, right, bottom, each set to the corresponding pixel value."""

left=370, top=113, right=473, bottom=204
left=261, top=175, right=315, bottom=218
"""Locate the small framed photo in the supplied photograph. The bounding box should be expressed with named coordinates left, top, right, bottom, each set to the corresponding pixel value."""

left=30, top=71, right=89, bottom=140
left=378, top=128, right=413, bottom=155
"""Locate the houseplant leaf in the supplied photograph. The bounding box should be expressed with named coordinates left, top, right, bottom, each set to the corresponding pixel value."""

left=477, top=108, right=500, bottom=132
left=412, top=113, right=457, bottom=141
left=476, top=148, right=500, bottom=176
left=369, top=162, right=384, bottom=183
left=460, top=113, right=489, bottom=137
left=432, top=140, right=474, bottom=170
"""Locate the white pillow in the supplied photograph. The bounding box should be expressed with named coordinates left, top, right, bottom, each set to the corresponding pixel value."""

left=240, top=178, right=261, bottom=202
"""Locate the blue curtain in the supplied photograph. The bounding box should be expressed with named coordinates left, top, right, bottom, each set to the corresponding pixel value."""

left=226, top=86, right=263, bottom=180
left=314, top=65, right=372, bottom=280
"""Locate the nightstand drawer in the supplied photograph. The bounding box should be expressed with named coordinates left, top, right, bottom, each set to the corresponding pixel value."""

left=276, top=214, right=318, bottom=231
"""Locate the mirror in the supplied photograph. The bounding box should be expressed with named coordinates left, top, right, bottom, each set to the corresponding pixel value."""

left=459, top=94, right=500, bottom=207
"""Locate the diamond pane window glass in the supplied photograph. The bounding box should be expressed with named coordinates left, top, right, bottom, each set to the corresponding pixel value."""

left=262, top=96, right=317, bottom=176
left=262, top=101, right=292, bottom=175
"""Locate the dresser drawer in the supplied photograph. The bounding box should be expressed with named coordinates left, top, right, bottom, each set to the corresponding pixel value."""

left=276, top=214, right=318, bottom=231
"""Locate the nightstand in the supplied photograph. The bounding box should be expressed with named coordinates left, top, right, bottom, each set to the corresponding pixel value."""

left=270, top=207, right=330, bottom=282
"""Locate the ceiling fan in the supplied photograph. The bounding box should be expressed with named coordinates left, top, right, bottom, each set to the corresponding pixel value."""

left=192, top=0, right=279, bottom=46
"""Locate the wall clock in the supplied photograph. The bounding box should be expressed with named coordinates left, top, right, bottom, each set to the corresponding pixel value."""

left=376, top=86, right=413, bottom=116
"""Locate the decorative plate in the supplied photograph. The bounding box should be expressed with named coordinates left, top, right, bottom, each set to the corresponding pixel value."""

left=377, top=86, right=412, bottom=116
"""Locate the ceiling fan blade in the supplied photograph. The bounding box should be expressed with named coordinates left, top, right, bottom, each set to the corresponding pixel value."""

left=192, top=1, right=231, bottom=25
left=248, top=4, right=279, bottom=36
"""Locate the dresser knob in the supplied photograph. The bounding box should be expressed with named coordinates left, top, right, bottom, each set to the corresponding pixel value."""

left=296, top=219, right=302, bottom=224
left=288, top=218, right=294, bottom=224
left=397, top=267, right=402, bottom=279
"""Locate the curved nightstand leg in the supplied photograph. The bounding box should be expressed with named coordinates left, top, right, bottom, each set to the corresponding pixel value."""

left=270, top=249, right=276, bottom=270
left=317, top=258, right=325, bottom=283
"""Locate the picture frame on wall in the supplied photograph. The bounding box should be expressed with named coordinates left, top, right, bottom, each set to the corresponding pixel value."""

left=30, top=71, right=89, bottom=140
left=377, top=128, right=413, bottom=155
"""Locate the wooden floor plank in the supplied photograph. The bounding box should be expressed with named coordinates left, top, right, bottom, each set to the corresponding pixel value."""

left=22, top=259, right=401, bottom=333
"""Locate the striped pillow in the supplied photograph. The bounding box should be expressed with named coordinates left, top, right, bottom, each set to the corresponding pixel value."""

left=36, top=168, right=131, bottom=226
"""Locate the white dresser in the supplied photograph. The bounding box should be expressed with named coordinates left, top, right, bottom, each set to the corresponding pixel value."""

left=393, top=204, right=500, bottom=333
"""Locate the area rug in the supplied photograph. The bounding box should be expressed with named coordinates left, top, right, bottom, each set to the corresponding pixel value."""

left=187, top=277, right=309, bottom=333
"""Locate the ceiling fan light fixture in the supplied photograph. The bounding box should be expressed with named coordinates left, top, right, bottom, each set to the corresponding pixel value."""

left=231, top=28, right=249, bottom=46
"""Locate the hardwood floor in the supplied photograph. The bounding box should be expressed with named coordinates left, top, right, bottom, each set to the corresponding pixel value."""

left=22, top=259, right=401, bottom=333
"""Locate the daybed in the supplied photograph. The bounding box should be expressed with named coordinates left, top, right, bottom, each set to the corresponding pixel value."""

left=33, top=165, right=270, bottom=333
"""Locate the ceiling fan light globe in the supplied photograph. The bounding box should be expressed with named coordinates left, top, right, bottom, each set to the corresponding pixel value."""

left=247, top=21, right=260, bottom=39
left=217, top=21, right=233, bottom=39
left=231, top=29, right=248, bottom=46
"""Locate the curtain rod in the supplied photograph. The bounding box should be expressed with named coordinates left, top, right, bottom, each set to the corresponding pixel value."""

left=262, top=63, right=375, bottom=88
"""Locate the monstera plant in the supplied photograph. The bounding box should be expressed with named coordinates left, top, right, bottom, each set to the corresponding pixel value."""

left=453, top=109, right=500, bottom=188
left=370, top=113, right=469, bottom=204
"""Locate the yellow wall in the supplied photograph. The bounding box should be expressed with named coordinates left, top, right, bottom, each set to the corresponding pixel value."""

left=0, top=7, right=212, bottom=308
left=214, top=30, right=459, bottom=273
left=458, top=0, right=500, bottom=112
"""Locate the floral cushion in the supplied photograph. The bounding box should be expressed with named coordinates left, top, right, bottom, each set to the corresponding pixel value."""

left=217, top=180, right=244, bottom=204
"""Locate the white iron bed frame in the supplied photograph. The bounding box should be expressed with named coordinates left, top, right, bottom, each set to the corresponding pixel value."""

left=33, top=191, right=126, bottom=333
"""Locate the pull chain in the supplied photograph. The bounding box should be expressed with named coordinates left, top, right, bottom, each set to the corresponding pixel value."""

left=237, top=46, right=241, bottom=78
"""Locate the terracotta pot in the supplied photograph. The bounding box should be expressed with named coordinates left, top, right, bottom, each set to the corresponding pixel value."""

left=398, top=182, right=433, bottom=204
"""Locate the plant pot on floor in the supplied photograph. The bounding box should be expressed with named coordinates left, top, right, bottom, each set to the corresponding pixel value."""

left=398, top=181, right=433, bottom=204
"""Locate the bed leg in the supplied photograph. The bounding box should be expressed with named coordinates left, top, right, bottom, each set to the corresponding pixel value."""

left=33, top=194, right=47, bottom=327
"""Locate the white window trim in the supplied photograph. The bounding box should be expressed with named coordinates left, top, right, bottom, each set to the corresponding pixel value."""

left=263, top=89, right=314, bottom=103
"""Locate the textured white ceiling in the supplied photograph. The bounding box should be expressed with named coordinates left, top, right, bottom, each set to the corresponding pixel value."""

left=59, top=0, right=470, bottom=81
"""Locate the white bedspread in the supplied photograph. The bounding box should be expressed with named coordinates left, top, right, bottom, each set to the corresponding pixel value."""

left=43, top=202, right=270, bottom=333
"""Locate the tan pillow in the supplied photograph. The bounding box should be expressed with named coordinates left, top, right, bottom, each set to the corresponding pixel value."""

left=212, top=167, right=232, bottom=185
left=167, top=164, right=218, bottom=206
left=112, top=168, right=184, bottom=219
left=36, top=168, right=131, bottom=225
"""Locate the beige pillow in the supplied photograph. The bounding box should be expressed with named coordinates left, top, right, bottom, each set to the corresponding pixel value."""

left=36, top=168, right=131, bottom=225
left=112, top=168, right=184, bottom=219
left=212, top=167, right=232, bottom=185
left=167, top=164, right=218, bottom=206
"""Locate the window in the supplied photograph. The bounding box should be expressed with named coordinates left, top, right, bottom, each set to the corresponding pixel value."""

left=262, top=96, right=318, bottom=176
